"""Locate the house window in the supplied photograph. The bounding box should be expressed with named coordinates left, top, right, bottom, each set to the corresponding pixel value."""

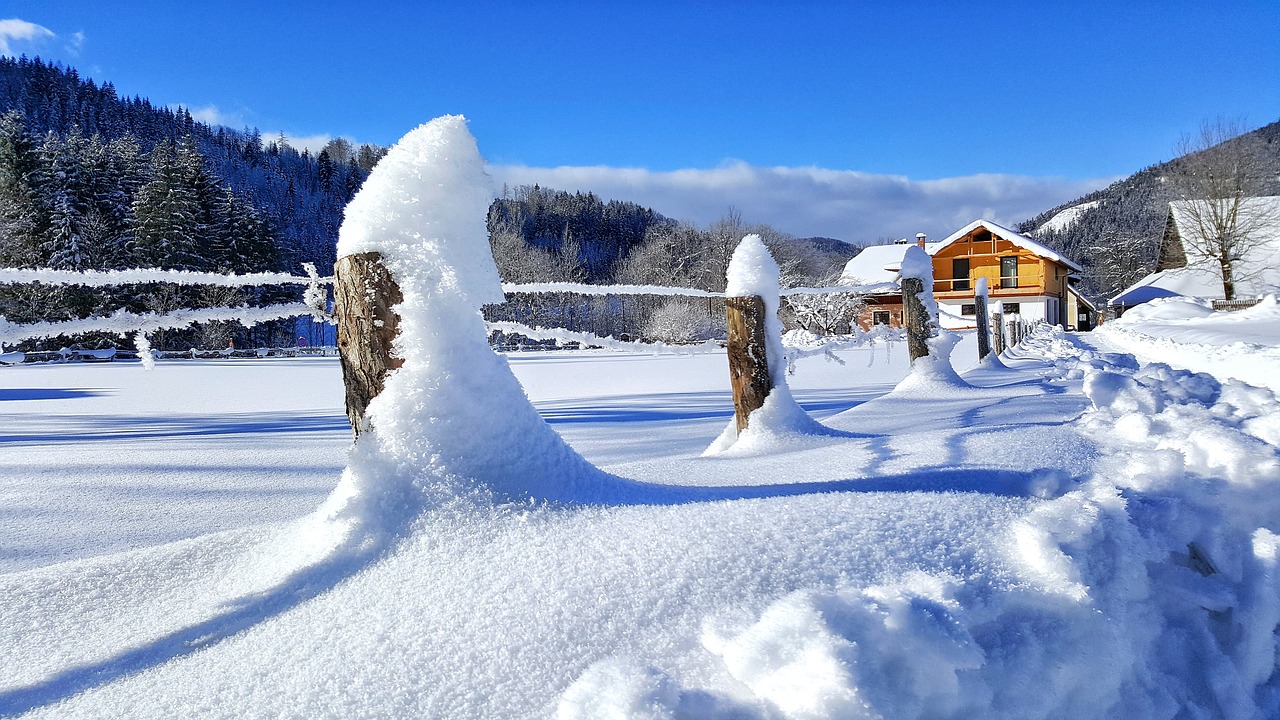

left=1002, top=302, right=1021, bottom=315
left=951, top=258, right=970, bottom=291
left=1000, top=256, right=1018, bottom=289
left=872, top=311, right=891, bottom=326
left=961, top=303, right=976, bottom=316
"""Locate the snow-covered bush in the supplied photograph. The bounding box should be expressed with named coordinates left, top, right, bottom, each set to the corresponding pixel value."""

left=642, top=298, right=724, bottom=343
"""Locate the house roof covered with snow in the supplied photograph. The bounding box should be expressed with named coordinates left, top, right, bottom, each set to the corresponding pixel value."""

left=1111, top=196, right=1280, bottom=306
left=937, top=219, right=1083, bottom=272
left=837, top=241, right=942, bottom=285
left=839, top=218, right=1083, bottom=286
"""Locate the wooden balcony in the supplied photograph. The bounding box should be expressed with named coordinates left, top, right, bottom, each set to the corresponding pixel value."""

left=933, top=270, right=1045, bottom=298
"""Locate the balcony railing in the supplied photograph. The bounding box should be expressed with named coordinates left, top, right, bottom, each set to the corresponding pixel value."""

left=932, top=271, right=1043, bottom=295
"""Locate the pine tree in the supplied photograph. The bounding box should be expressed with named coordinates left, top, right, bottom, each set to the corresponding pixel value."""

left=130, top=138, right=201, bottom=269
left=0, top=111, right=49, bottom=267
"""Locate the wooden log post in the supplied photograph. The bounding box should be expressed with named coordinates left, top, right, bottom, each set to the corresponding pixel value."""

left=974, top=298, right=991, bottom=361
left=334, top=252, right=404, bottom=436
left=991, top=312, right=1004, bottom=355
left=1008, top=319, right=1020, bottom=347
left=725, top=294, right=773, bottom=433
left=901, top=276, right=932, bottom=362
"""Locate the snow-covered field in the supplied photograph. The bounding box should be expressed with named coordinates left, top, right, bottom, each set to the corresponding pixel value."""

left=2, top=118, right=1279, bottom=719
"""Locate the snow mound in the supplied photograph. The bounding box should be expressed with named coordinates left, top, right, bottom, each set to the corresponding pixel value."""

left=1115, top=296, right=1215, bottom=322
left=702, top=573, right=984, bottom=720
left=889, top=329, right=970, bottom=395
left=327, top=116, right=630, bottom=542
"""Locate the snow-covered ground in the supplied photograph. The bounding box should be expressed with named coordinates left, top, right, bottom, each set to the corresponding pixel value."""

left=1098, top=296, right=1280, bottom=393
left=2, top=118, right=1279, bottom=719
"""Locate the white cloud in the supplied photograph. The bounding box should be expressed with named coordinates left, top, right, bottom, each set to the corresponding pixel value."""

left=0, top=18, right=55, bottom=57
left=277, top=133, right=334, bottom=155
left=175, top=104, right=340, bottom=154
left=185, top=104, right=247, bottom=128
left=488, top=162, right=1116, bottom=244
left=64, top=30, right=85, bottom=56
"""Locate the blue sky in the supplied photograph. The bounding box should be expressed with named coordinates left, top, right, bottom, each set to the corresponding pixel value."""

left=3, top=2, right=1278, bottom=241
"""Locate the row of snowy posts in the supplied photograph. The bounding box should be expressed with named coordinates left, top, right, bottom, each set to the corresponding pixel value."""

left=331, top=240, right=1025, bottom=435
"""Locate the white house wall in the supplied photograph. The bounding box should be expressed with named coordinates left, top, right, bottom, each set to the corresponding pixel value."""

left=937, top=297, right=1054, bottom=330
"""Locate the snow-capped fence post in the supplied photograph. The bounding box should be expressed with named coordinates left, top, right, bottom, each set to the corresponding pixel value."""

left=974, top=276, right=991, bottom=360
left=992, top=312, right=1004, bottom=354
left=725, top=294, right=773, bottom=433
left=899, top=245, right=935, bottom=362
left=1008, top=319, right=1020, bottom=347
left=334, top=251, right=403, bottom=436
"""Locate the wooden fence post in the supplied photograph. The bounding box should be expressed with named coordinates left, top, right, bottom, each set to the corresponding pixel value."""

left=725, top=294, right=772, bottom=433
left=992, top=311, right=1004, bottom=355
left=901, top=276, right=931, bottom=362
left=974, top=294, right=991, bottom=361
left=334, top=252, right=404, bottom=436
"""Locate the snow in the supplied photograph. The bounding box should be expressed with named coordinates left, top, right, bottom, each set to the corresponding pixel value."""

left=1096, top=294, right=1280, bottom=393
left=938, top=219, right=1083, bottom=272
left=705, top=235, right=842, bottom=455
left=0, top=267, right=325, bottom=288
left=1034, top=200, right=1099, bottom=235
left=3, top=117, right=1280, bottom=719
left=837, top=242, right=942, bottom=286
left=0, top=303, right=321, bottom=345
left=1110, top=197, right=1280, bottom=307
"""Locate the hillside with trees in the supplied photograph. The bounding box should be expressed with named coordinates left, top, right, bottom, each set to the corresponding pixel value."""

left=485, top=192, right=862, bottom=342
left=0, top=56, right=863, bottom=348
left=1019, top=118, right=1280, bottom=302
left=0, top=56, right=384, bottom=346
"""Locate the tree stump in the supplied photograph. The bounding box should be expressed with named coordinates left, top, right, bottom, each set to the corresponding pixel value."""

left=725, top=295, right=772, bottom=433
left=334, top=252, right=404, bottom=436
left=901, top=277, right=931, bottom=362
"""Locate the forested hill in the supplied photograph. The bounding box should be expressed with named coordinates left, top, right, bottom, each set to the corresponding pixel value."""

left=487, top=184, right=671, bottom=283
left=0, top=55, right=385, bottom=277
left=1018, top=119, right=1280, bottom=300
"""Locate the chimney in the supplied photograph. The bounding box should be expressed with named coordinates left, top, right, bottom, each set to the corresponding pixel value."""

left=916, top=232, right=926, bottom=249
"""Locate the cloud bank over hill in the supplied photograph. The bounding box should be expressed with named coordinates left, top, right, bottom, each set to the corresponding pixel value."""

left=490, top=162, right=1115, bottom=244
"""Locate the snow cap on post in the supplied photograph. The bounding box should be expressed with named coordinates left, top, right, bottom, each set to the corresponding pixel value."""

left=337, top=115, right=503, bottom=311
left=975, top=275, right=988, bottom=299
left=899, top=244, right=939, bottom=323
left=726, top=234, right=785, bottom=387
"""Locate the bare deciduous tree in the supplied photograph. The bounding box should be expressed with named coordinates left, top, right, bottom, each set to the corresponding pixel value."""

left=1170, top=119, right=1279, bottom=300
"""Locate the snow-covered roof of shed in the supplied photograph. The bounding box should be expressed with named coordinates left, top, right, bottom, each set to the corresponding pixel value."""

left=837, top=241, right=942, bottom=285
left=936, top=219, right=1083, bottom=272
left=1114, top=196, right=1280, bottom=306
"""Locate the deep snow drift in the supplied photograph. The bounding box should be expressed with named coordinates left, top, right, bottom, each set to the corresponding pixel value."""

left=2, top=118, right=1279, bottom=719
left=1099, top=295, right=1280, bottom=393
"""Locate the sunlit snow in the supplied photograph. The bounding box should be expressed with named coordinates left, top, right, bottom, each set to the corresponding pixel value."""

left=2, top=117, right=1279, bottom=719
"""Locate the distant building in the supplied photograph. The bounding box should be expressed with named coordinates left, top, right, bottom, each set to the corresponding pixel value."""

left=1109, top=196, right=1280, bottom=314
left=839, top=219, right=1091, bottom=331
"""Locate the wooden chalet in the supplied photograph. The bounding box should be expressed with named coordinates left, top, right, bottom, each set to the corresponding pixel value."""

left=839, top=219, right=1088, bottom=331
